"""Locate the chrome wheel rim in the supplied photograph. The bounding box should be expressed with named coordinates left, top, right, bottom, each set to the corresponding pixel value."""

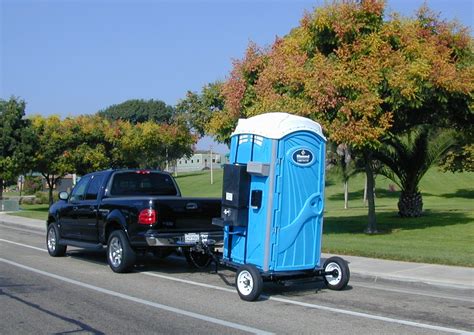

left=325, top=262, right=342, bottom=286
left=47, top=227, right=56, bottom=252
left=237, top=270, right=253, bottom=296
left=109, top=236, right=123, bottom=268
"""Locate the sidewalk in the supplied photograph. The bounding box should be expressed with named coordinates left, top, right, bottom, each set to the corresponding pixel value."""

left=1, top=212, right=473, bottom=290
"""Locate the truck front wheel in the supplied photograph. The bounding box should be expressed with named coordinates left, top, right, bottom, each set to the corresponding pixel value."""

left=107, top=230, right=136, bottom=273
left=46, top=222, right=66, bottom=257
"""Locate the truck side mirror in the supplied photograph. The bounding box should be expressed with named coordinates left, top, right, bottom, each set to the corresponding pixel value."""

left=58, top=191, right=69, bottom=201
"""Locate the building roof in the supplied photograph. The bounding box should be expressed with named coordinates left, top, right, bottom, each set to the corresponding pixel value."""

left=231, top=112, right=326, bottom=140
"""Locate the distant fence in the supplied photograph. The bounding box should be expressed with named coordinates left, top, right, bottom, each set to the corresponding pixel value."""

left=0, top=199, right=20, bottom=212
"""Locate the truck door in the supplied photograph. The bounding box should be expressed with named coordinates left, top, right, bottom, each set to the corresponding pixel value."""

left=59, top=175, right=91, bottom=239
left=76, top=174, right=104, bottom=242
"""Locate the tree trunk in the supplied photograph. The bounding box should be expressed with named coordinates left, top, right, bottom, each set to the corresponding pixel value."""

left=398, top=191, right=423, bottom=217
left=363, top=175, right=367, bottom=206
left=0, top=178, right=3, bottom=200
left=363, top=151, right=378, bottom=234
left=344, top=180, right=349, bottom=209
left=48, top=185, right=54, bottom=207
left=43, top=174, right=55, bottom=207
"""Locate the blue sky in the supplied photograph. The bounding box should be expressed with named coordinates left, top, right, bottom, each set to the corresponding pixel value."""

left=1, top=0, right=472, bottom=153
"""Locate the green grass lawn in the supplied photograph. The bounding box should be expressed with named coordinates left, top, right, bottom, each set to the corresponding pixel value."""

left=8, top=168, right=473, bottom=266
left=10, top=204, right=49, bottom=220
left=323, top=170, right=474, bottom=267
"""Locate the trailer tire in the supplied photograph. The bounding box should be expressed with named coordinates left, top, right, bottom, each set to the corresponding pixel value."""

left=107, top=230, right=136, bottom=273
left=46, top=222, right=67, bottom=257
left=235, top=265, right=263, bottom=301
left=323, top=256, right=350, bottom=290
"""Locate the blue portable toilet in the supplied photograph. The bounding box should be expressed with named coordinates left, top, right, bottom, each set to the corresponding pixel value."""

left=214, top=112, right=349, bottom=301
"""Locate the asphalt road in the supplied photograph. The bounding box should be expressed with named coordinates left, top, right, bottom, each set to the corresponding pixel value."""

left=1, top=223, right=473, bottom=335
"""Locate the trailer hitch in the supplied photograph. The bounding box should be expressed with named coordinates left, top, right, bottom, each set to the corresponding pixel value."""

left=196, top=242, right=221, bottom=273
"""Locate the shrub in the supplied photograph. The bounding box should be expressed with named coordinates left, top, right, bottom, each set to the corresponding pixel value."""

left=24, top=176, right=43, bottom=194
left=20, top=196, right=35, bottom=205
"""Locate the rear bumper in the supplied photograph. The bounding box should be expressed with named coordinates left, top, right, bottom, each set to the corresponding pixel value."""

left=145, top=230, right=224, bottom=247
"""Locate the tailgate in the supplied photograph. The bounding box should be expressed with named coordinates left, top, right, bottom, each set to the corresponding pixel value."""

left=154, top=197, right=221, bottom=232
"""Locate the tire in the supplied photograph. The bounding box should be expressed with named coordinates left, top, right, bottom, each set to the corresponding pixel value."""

left=323, top=256, right=350, bottom=290
left=183, top=248, right=212, bottom=269
left=46, top=222, right=67, bottom=257
left=107, top=230, right=136, bottom=273
left=235, top=265, right=263, bottom=301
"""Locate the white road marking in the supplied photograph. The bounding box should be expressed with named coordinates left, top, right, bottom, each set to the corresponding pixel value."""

left=0, top=238, right=47, bottom=252
left=0, top=225, right=45, bottom=235
left=0, top=257, right=273, bottom=335
left=351, top=282, right=474, bottom=303
left=1, top=238, right=473, bottom=334
left=142, top=271, right=236, bottom=294
left=267, top=296, right=473, bottom=335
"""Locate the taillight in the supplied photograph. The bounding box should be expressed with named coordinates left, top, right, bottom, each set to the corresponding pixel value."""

left=138, top=209, right=156, bottom=225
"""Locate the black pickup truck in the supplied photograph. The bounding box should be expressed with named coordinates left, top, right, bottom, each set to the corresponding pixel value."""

left=46, top=169, right=222, bottom=272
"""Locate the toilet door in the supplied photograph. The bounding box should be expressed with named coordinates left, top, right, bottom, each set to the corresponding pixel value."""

left=273, top=132, right=325, bottom=271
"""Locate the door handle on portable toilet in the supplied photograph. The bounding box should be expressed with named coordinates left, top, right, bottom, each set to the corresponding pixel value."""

left=278, top=193, right=323, bottom=252
left=186, top=202, right=198, bottom=210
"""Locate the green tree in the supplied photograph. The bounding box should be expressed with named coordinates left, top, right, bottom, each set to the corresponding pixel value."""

left=176, top=82, right=225, bottom=137
left=30, top=115, right=75, bottom=205
left=63, top=115, right=110, bottom=175
left=374, top=127, right=456, bottom=217
left=98, top=99, right=174, bottom=124
left=0, top=98, right=35, bottom=199
left=115, top=121, right=195, bottom=169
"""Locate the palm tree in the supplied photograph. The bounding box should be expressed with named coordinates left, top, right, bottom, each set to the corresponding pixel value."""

left=374, top=126, right=455, bottom=217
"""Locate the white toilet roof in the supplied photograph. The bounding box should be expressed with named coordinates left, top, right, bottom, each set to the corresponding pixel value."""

left=232, top=112, right=326, bottom=140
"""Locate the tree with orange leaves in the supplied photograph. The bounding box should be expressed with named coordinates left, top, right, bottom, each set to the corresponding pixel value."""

left=209, top=0, right=473, bottom=233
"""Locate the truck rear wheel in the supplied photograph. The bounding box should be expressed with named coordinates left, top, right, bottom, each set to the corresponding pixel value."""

left=107, top=230, right=136, bottom=273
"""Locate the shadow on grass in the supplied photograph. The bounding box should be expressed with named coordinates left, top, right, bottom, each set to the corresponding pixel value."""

left=440, top=188, right=474, bottom=199
left=328, top=188, right=438, bottom=202
left=323, top=210, right=472, bottom=235
left=325, top=180, right=335, bottom=187
left=328, top=188, right=400, bottom=201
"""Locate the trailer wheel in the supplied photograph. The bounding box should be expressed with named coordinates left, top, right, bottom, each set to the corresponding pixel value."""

left=183, top=248, right=212, bottom=269
left=323, top=256, right=350, bottom=290
left=235, top=265, right=263, bottom=301
left=107, top=230, right=136, bottom=273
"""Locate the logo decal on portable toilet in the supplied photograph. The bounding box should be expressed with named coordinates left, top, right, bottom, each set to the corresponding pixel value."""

left=291, top=148, right=314, bottom=166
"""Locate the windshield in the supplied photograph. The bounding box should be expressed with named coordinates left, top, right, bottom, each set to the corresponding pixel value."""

left=110, top=172, right=178, bottom=196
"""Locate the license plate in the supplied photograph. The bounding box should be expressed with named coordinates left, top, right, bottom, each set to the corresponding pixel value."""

left=184, top=233, right=208, bottom=243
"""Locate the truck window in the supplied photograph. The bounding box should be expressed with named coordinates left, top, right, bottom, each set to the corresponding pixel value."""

left=70, top=176, right=91, bottom=202
left=110, top=172, right=178, bottom=196
left=85, top=175, right=104, bottom=200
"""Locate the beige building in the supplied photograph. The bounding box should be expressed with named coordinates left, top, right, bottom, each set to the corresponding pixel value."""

left=171, top=151, right=226, bottom=173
